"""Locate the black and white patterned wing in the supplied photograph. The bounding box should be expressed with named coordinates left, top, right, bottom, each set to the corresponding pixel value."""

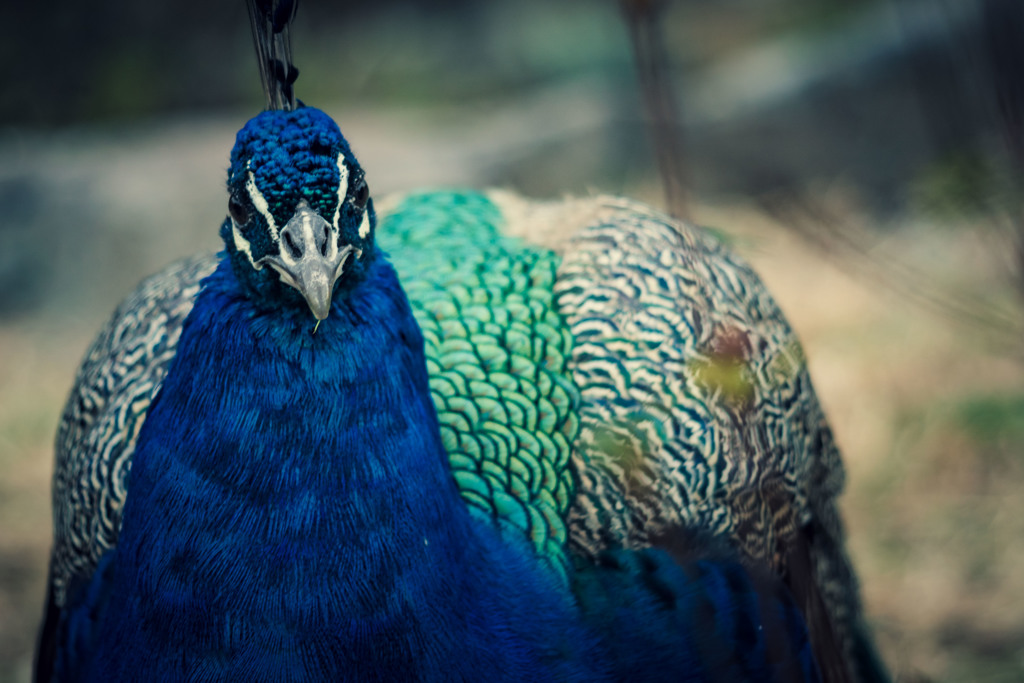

left=49, top=253, right=217, bottom=606
left=493, top=192, right=864, bottom=681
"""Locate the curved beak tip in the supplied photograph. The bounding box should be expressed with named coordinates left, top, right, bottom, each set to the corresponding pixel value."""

left=310, top=302, right=331, bottom=321
left=303, top=272, right=334, bottom=321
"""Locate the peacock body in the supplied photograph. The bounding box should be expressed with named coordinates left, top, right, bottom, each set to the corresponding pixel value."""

left=35, top=2, right=888, bottom=681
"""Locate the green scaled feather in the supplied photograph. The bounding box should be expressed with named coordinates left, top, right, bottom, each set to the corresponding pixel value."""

left=381, top=191, right=579, bottom=579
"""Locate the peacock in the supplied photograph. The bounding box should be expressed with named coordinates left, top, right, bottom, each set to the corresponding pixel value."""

left=34, top=1, right=889, bottom=681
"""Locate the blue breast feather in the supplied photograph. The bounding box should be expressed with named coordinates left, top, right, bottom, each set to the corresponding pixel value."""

left=51, top=249, right=819, bottom=681
left=55, top=255, right=599, bottom=681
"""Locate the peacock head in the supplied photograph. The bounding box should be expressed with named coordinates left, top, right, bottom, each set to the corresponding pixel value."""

left=219, top=106, right=375, bottom=321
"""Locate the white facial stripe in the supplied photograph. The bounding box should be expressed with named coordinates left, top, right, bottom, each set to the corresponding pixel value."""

left=246, top=169, right=279, bottom=242
left=333, top=153, right=350, bottom=229
left=232, top=220, right=261, bottom=269
left=357, top=210, right=370, bottom=239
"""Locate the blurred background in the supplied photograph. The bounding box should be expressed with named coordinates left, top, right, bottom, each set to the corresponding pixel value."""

left=2, top=0, right=1023, bottom=680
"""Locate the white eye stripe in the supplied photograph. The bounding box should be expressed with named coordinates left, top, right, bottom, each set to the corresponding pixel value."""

left=357, top=210, right=370, bottom=239
left=246, top=163, right=279, bottom=242
left=231, top=219, right=261, bottom=269
left=333, top=152, right=349, bottom=229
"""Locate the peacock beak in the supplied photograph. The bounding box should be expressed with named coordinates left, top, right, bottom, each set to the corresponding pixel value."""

left=257, top=200, right=357, bottom=320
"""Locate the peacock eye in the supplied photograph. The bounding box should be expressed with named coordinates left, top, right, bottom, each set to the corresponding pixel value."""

left=350, top=177, right=369, bottom=212
left=228, top=194, right=250, bottom=225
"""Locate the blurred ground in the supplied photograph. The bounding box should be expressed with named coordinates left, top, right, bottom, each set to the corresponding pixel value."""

left=2, top=1, right=1024, bottom=681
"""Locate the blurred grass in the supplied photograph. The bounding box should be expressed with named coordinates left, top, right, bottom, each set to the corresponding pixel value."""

left=0, top=328, right=85, bottom=683
left=955, top=393, right=1024, bottom=447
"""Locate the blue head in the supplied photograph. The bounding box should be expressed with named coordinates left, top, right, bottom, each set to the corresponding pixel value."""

left=219, top=107, right=376, bottom=320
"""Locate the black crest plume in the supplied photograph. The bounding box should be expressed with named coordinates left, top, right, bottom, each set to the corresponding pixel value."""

left=247, top=0, right=300, bottom=110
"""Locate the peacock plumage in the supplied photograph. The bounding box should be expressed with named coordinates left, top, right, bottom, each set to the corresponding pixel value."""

left=35, top=1, right=888, bottom=681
